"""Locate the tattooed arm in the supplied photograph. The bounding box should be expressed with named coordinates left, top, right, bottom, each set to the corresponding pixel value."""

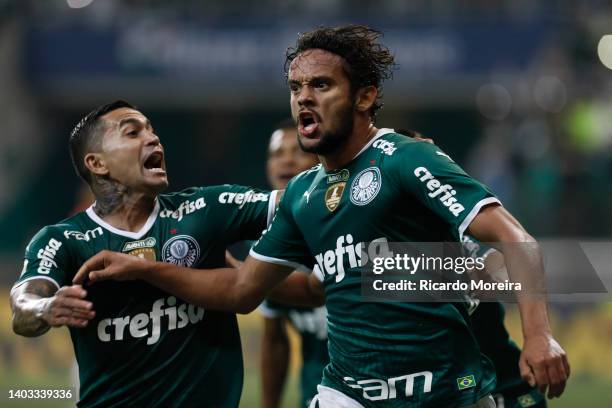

left=10, top=280, right=95, bottom=337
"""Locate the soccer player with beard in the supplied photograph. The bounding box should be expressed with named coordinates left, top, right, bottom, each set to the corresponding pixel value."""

left=10, top=100, right=279, bottom=407
left=75, top=26, right=569, bottom=408
left=259, top=120, right=327, bottom=408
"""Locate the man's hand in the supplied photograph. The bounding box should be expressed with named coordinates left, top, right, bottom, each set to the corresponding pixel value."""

left=73, top=250, right=149, bottom=285
left=39, top=285, right=95, bottom=328
left=12, top=280, right=95, bottom=336
left=519, top=334, right=570, bottom=398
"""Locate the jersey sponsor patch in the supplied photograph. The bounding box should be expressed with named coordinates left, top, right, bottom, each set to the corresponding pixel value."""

left=344, top=371, right=433, bottom=401
left=413, top=166, right=465, bottom=217
left=372, top=138, right=397, bottom=156
left=314, top=234, right=391, bottom=283
left=162, top=235, right=200, bottom=267
left=37, top=238, right=62, bottom=274
left=159, top=198, right=206, bottom=221
left=325, top=182, right=345, bottom=212
left=96, top=296, right=204, bottom=345
left=218, top=190, right=269, bottom=208
left=63, top=227, right=103, bottom=242
left=350, top=167, right=382, bottom=206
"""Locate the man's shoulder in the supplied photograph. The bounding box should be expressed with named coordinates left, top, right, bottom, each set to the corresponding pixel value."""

left=159, top=186, right=206, bottom=204
left=34, top=212, right=92, bottom=238
left=372, top=131, right=456, bottom=169
left=295, top=164, right=323, bottom=181
left=373, top=130, right=435, bottom=154
left=286, top=164, right=323, bottom=192
left=25, top=214, right=90, bottom=254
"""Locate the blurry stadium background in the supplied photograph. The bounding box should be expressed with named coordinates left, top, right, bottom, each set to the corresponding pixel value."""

left=1, top=1, right=612, bottom=407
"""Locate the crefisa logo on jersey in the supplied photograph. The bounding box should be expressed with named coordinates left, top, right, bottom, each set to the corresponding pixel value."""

left=162, top=235, right=200, bottom=267
left=159, top=198, right=206, bottom=222
left=350, top=167, right=382, bottom=206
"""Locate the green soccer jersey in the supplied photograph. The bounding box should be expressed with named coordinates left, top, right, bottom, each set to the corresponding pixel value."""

left=252, top=129, right=500, bottom=407
left=14, top=185, right=275, bottom=408
left=260, top=300, right=329, bottom=407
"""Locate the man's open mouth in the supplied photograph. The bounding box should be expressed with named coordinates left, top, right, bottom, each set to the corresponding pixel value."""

left=298, top=111, right=319, bottom=137
left=143, top=151, right=166, bottom=174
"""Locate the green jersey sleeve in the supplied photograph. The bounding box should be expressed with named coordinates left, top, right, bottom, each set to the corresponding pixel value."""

left=393, top=141, right=500, bottom=240
left=207, top=185, right=277, bottom=243
left=14, top=225, right=75, bottom=290
left=250, top=180, right=315, bottom=272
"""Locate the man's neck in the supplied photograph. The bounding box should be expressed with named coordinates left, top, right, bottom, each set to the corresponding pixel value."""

left=319, top=119, right=378, bottom=171
left=92, top=180, right=157, bottom=233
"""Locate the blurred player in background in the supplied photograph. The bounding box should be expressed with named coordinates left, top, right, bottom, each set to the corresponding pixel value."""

left=259, top=120, right=326, bottom=408
left=74, top=26, right=569, bottom=407
left=10, top=100, right=279, bottom=407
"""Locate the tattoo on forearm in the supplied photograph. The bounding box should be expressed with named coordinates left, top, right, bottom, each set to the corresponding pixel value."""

left=11, top=280, right=56, bottom=337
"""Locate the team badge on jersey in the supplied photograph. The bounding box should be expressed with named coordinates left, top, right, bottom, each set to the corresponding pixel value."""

left=122, top=237, right=157, bottom=261
left=162, top=235, right=200, bottom=267
left=325, top=182, right=346, bottom=212
left=350, top=167, right=382, bottom=206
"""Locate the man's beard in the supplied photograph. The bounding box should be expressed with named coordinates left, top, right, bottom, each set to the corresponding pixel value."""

left=298, top=103, right=354, bottom=155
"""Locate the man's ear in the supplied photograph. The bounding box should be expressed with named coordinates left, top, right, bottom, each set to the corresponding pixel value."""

left=354, top=86, right=378, bottom=113
left=84, top=153, right=109, bottom=177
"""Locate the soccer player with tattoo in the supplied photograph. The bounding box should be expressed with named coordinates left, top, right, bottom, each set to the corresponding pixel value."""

left=75, top=26, right=570, bottom=408
left=10, top=100, right=278, bottom=407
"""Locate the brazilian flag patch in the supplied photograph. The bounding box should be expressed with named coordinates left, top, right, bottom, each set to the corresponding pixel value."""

left=456, top=375, right=476, bottom=390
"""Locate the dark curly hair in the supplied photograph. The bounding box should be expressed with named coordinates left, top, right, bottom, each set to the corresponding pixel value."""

left=285, top=25, right=396, bottom=119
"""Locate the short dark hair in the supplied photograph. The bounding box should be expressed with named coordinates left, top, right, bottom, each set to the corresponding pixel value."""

left=285, top=25, right=396, bottom=119
left=69, top=100, right=135, bottom=183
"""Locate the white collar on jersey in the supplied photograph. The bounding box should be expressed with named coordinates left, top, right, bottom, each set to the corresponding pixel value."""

left=85, top=198, right=160, bottom=240
left=351, top=127, right=395, bottom=161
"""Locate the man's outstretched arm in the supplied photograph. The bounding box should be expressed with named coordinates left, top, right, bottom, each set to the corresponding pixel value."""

left=74, top=252, right=295, bottom=314
left=467, top=204, right=570, bottom=399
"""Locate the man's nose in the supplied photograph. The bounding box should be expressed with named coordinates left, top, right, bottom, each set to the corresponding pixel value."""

left=145, top=130, right=161, bottom=145
left=297, top=86, right=315, bottom=107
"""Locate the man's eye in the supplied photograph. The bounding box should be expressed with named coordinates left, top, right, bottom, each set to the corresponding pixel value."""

left=127, top=129, right=138, bottom=136
left=314, top=81, right=329, bottom=90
